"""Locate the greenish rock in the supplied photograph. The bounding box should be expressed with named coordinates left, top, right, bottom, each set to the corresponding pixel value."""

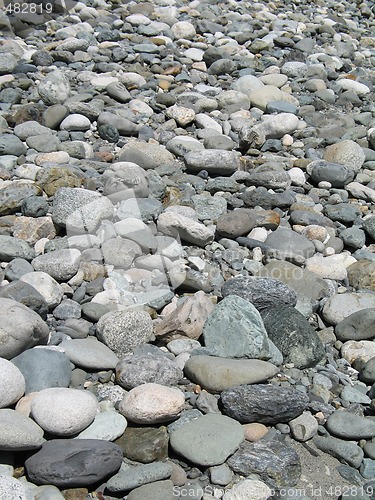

left=170, top=414, right=244, bottom=466
left=324, top=203, right=361, bottom=224
left=191, top=194, right=227, bottom=222
left=363, top=217, right=375, bottom=240
left=260, top=306, right=325, bottom=368
left=115, top=426, right=169, bottom=463
left=202, top=295, right=273, bottom=360
left=227, top=439, right=301, bottom=489
left=347, top=260, right=375, bottom=291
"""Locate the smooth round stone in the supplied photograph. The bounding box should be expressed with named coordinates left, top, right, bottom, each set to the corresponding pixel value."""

left=341, top=340, right=375, bottom=365
left=304, top=253, right=356, bottom=281
left=324, top=140, right=365, bottom=173
left=322, top=292, right=375, bottom=325
left=0, top=298, right=49, bottom=359
left=30, top=388, right=98, bottom=436
left=232, top=75, right=264, bottom=96
left=106, top=461, right=173, bottom=493
left=4, top=258, right=34, bottom=281
left=265, top=227, right=315, bottom=259
left=53, top=299, right=81, bottom=320
left=309, top=160, right=354, bottom=187
left=170, top=414, right=244, bottom=467
left=0, top=235, right=35, bottom=262
left=60, top=114, right=91, bottom=131
left=223, top=479, right=272, bottom=500
left=32, top=249, right=81, bottom=282
left=20, top=272, right=63, bottom=308
left=335, top=309, right=375, bottom=341
left=166, top=136, right=204, bottom=157
left=11, top=347, right=71, bottom=394
left=0, top=476, right=34, bottom=500
left=167, top=339, right=201, bottom=355
left=59, top=337, right=119, bottom=370
left=242, top=423, right=268, bottom=442
left=171, top=21, right=196, bottom=40
left=0, top=358, right=25, bottom=408
left=118, top=383, right=185, bottom=424
left=336, top=79, right=370, bottom=96
left=74, top=411, right=127, bottom=441
left=0, top=409, right=45, bottom=450
left=38, top=70, right=70, bottom=105
left=313, top=435, right=364, bottom=469
left=0, top=134, right=27, bottom=156
left=184, top=149, right=240, bottom=175
left=126, top=480, right=175, bottom=500
left=14, top=121, right=51, bottom=141
left=326, top=411, right=375, bottom=440
left=184, top=355, right=278, bottom=393
left=106, top=82, right=131, bottom=103
left=216, top=208, right=257, bottom=238
left=116, top=354, right=183, bottom=390
left=25, top=439, right=123, bottom=488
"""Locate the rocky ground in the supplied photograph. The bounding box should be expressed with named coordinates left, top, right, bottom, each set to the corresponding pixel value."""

left=0, top=0, right=375, bottom=499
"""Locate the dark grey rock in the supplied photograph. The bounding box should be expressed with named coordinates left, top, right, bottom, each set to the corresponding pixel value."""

left=115, top=354, right=183, bottom=389
left=363, top=217, right=375, bottom=241
left=25, top=439, right=122, bottom=487
left=220, top=384, right=308, bottom=424
left=11, top=348, right=72, bottom=394
left=335, top=309, right=375, bottom=341
left=21, top=196, right=49, bottom=218
left=4, top=258, right=33, bottom=281
left=313, top=436, right=364, bottom=468
left=0, top=134, right=26, bottom=156
left=289, top=210, right=335, bottom=228
left=265, top=227, right=315, bottom=260
left=261, top=306, right=325, bottom=368
left=227, top=439, right=301, bottom=489
left=324, top=203, right=361, bottom=224
left=309, top=160, right=355, bottom=187
left=222, top=275, right=297, bottom=310
left=360, top=357, right=375, bottom=384
left=0, top=281, right=48, bottom=318
left=340, top=227, right=366, bottom=249
left=242, top=188, right=296, bottom=209
left=216, top=208, right=257, bottom=238
left=0, top=236, right=35, bottom=262
left=202, top=295, right=272, bottom=360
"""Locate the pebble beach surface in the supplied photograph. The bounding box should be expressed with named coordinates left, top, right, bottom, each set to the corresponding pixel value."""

left=0, top=0, right=375, bottom=499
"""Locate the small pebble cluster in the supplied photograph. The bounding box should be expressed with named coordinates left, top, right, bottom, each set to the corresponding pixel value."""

left=0, top=0, right=375, bottom=499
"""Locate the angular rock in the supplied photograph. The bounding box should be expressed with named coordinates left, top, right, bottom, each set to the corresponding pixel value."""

left=261, top=306, right=325, bottom=368
left=25, top=439, right=122, bottom=487
left=220, top=384, right=308, bottom=424
left=115, top=426, right=169, bottom=463
left=227, top=439, right=301, bottom=489
left=116, top=354, right=183, bottom=389
left=184, top=355, right=279, bottom=393
left=170, top=414, right=244, bottom=466
left=222, top=275, right=297, bottom=311
left=202, top=295, right=272, bottom=360
left=0, top=298, right=49, bottom=359
left=154, top=291, right=214, bottom=342
left=97, top=309, right=153, bottom=358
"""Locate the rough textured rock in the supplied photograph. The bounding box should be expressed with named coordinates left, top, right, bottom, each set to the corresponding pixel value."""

left=220, top=384, right=308, bottom=424
left=227, top=439, right=301, bottom=489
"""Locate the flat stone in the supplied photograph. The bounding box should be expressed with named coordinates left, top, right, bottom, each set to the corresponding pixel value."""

left=118, top=383, right=185, bottom=424
left=313, top=436, right=364, bottom=468
left=184, top=355, right=279, bottom=392
left=220, top=384, right=308, bottom=424
left=170, top=414, right=244, bottom=466
left=0, top=298, right=49, bottom=359
left=106, top=461, right=173, bottom=493
left=59, top=337, right=119, bottom=370
left=0, top=409, right=45, bottom=451
left=202, top=295, right=272, bottom=360
left=0, top=358, right=25, bottom=408
left=74, top=411, right=127, bottom=441
left=227, top=439, right=301, bottom=489
left=11, top=348, right=71, bottom=394
left=115, top=426, right=169, bottom=463
left=326, top=411, right=375, bottom=440
left=25, top=439, right=122, bottom=487
left=30, top=388, right=98, bottom=436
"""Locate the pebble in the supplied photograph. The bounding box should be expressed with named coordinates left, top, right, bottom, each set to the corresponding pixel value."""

left=106, top=461, right=173, bottom=493
left=59, top=337, right=119, bottom=370
left=74, top=411, right=127, bottom=442
left=0, top=358, right=25, bottom=408
left=0, top=409, right=45, bottom=450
